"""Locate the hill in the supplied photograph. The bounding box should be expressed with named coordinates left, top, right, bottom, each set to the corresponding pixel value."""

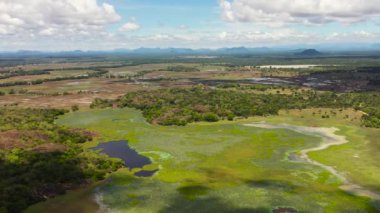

left=296, top=49, right=322, bottom=56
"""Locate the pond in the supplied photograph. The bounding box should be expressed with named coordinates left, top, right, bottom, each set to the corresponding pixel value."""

left=91, top=140, right=157, bottom=177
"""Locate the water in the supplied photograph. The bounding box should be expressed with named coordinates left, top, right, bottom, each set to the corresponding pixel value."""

left=134, top=169, right=159, bottom=177
left=91, top=140, right=157, bottom=177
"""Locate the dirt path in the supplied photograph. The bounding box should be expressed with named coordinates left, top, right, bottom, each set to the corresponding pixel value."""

left=245, top=122, right=380, bottom=200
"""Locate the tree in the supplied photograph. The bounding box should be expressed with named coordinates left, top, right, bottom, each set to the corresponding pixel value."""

left=203, top=112, right=219, bottom=122
left=71, top=105, right=79, bottom=112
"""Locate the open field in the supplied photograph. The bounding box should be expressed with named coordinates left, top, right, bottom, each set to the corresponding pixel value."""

left=0, top=61, right=126, bottom=72
left=0, top=78, right=147, bottom=108
left=0, top=58, right=379, bottom=110
left=26, top=108, right=380, bottom=213
left=0, top=70, right=96, bottom=84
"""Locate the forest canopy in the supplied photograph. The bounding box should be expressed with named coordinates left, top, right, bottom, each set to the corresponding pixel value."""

left=0, top=108, right=123, bottom=213
left=95, top=85, right=380, bottom=127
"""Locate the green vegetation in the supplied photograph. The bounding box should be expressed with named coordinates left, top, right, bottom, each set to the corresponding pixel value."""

left=118, top=86, right=294, bottom=125
left=71, top=105, right=79, bottom=112
left=90, top=98, right=113, bottom=109
left=0, top=69, right=107, bottom=88
left=28, top=108, right=378, bottom=213
left=164, top=65, right=200, bottom=72
left=1, top=55, right=380, bottom=213
left=0, top=108, right=123, bottom=213
left=104, top=86, right=380, bottom=127
left=0, top=70, right=49, bottom=80
left=362, top=108, right=380, bottom=128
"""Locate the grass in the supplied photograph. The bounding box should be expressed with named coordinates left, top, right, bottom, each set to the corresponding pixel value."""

left=25, top=183, right=101, bottom=213
left=26, top=107, right=380, bottom=213
left=242, top=108, right=380, bottom=194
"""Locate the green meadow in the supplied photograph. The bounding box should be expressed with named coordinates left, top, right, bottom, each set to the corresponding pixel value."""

left=28, top=108, right=379, bottom=213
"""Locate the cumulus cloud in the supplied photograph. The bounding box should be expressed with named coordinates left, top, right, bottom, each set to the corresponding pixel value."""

left=0, top=0, right=121, bottom=36
left=219, top=0, right=380, bottom=25
left=119, top=18, right=140, bottom=32
left=0, top=0, right=378, bottom=50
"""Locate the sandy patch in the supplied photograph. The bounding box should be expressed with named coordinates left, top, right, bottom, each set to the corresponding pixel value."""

left=245, top=122, right=380, bottom=200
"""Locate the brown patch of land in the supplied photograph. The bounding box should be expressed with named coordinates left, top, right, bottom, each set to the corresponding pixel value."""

left=0, top=78, right=149, bottom=108
left=0, top=130, right=25, bottom=149
left=0, top=130, right=50, bottom=149
left=33, top=143, right=67, bottom=153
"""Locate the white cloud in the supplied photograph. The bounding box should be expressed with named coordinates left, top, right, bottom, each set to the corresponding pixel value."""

left=128, top=30, right=380, bottom=49
left=0, top=0, right=379, bottom=50
left=219, top=0, right=380, bottom=25
left=325, top=31, right=379, bottom=42
left=0, top=0, right=121, bottom=36
left=1, top=29, right=379, bottom=50
left=119, top=22, right=140, bottom=32
left=219, top=32, right=228, bottom=40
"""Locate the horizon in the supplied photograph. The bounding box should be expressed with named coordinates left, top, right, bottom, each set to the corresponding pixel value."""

left=3, top=43, right=380, bottom=53
left=1, top=0, right=380, bottom=51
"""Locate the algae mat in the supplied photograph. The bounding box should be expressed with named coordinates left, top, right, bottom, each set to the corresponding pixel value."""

left=27, top=108, right=379, bottom=213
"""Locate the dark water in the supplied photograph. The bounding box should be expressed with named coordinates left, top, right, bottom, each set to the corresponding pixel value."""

left=91, top=140, right=157, bottom=177
left=134, top=169, right=159, bottom=177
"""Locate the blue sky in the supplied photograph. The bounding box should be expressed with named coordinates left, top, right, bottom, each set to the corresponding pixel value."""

left=102, top=0, right=379, bottom=37
left=104, top=0, right=223, bottom=34
left=0, top=0, right=379, bottom=50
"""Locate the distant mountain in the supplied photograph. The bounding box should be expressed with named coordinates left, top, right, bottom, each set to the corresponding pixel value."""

left=131, top=48, right=195, bottom=54
left=218, top=47, right=249, bottom=54
left=117, top=47, right=270, bottom=55
left=3, top=45, right=380, bottom=58
left=296, top=49, right=322, bottom=56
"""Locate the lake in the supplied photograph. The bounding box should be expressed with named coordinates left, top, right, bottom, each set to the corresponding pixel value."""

left=91, top=140, right=157, bottom=177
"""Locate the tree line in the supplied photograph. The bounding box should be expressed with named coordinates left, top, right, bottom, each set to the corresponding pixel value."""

left=91, top=85, right=380, bottom=127
left=0, top=70, right=50, bottom=80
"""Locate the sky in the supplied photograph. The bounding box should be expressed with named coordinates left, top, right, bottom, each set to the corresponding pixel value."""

left=0, top=0, right=380, bottom=51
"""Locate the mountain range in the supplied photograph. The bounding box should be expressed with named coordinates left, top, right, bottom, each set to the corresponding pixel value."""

left=1, top=43, right=380, bottom=57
